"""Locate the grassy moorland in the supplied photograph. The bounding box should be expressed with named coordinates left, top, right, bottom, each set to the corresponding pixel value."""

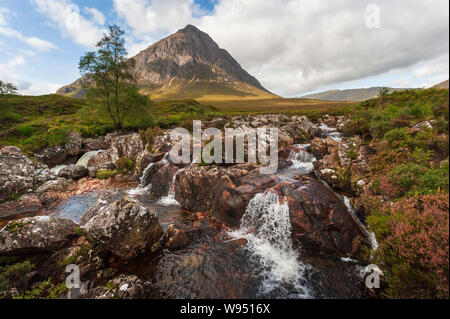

left=0, top=94, right=351, bottom=155
left=343, top=88, right=449, bottom=298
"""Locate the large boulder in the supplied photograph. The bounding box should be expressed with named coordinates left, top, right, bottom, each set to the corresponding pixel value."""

left=174, top=164, right=279, bottom=225
left=80, top=196, right=163, bottom=260
left=0, top=194, right=42, bottom=218
left=0, top=146, right=54, bottom=202
left=58, top=165, right=88, bottom=180
left=270, top=175, right=370, bottom=261
left=0, top=216, right=77, bottom=255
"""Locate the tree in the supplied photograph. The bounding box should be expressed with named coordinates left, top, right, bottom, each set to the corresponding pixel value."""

left=0, top=80, right=18, bottom=95
left=79, top=25, right=148, bottom=131
left=378, top=87, right=390, bottom=98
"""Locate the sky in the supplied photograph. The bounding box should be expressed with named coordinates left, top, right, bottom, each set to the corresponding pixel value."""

left=0, top=0, right=448, bottom=97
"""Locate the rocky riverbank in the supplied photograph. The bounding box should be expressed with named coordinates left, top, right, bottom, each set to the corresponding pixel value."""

left=0, top=113, right=381, bottom=299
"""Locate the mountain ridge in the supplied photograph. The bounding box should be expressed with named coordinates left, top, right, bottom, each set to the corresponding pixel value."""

left=57, top=25, right=277, bottom=101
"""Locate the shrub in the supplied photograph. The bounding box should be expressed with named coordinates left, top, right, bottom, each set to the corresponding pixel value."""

left=16, top=125, right=35, bottom=137
left=368, top=194, right=449, bottom=298
left=16, top=279, right=68, bottom=299
left=96, top=169, right=120, bottom=180
left=115, top=157, right=135, bottom=171
left=0, top=260, right=35, bottom=292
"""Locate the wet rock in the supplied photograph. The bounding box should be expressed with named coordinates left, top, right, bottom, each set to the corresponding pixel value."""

left=135, top=152, right=165, bottom=176
left=0, top=194, right=41, bottom=218
left=80, top=196, right=163, bottom=260
left=174, top=164, right=280, bottom=225
left=160, top=224, right=190, bottom=250
left=151, top=165, right=179, bottom=198
left=58, top=165, right=88, bottom=180
left=79, top=189, right=123, bottom=225
left=0, top=216, right=78, bottom=255
left=271, top=175, right=370, bottom=261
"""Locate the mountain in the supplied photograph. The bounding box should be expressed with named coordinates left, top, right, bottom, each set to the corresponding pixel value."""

left=432, top=80, right=449, bottom=89
left=301, top=87, right=409, bottom=102
left=57, top=25, right=276, bottom=101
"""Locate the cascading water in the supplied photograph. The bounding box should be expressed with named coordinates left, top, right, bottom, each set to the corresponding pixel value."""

left=287, top=145, right=315, bottom=173
left=157, top=168, right=185, bottom=207
left=342, top=195, right=379, bottom=250
left=229, top=191, right=312, bottom=298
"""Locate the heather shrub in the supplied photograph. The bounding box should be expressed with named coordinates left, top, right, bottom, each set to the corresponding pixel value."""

left=368, top=194, right=449, bottom=298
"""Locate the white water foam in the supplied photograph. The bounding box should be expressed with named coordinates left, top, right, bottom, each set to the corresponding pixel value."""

left=288, top=148, right=315, bottom=173
left=229, top=191, right=312, bottom=298
left=157, top=168, right=185, bottom=207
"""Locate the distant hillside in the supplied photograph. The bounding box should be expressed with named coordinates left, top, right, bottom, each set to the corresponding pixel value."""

left=57, top=25, right=277, bottom=101
left=432, top=80, right=449, bottom=89
left=301, top=87, right=407, bottom=102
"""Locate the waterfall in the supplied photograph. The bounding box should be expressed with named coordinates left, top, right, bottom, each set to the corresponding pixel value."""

left=140, top=162, right=156, bottom=187
left=285, top=145, right=316, bottom=174
left=76, top=150, right=105, bottom=168
left=50, top=164, right=69, bottom=175
left=229, top=191, right=311, bottom=298
left=342, top=196, right=379, bottom=250
left=157, top=168, right=185, bottom=207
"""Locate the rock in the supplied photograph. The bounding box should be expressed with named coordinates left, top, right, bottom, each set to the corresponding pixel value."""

left=135, top=152, right=165, bottom=177
left=87, top=151, right=113, bottom=169
left=311, top=137, right=328, bottom=159
left=174, top=164, right=279, bottom=225
left=80, top=189, right=123, bottom=225
left=150, top=165, right=179, bottom=198
left=271, top=176, right=370, bottom=261
left=160, top=224, right=190, bottom=250
left=80, top=197, right=163, bottom=260
left=83, top=137, right=108, bottom=152
left=109, top=133, right=145, bottom=163
left=0, top=146, right=54, bottom=202
left=0, top=216, right=78, bottom=255
left=0, top=194, right=41, bottom=218
left=81, top=275, right=151, bottom=299
left=35, top=131, right=82, bottom=167
left=58, top=165, right=88, bottom=180
left=87, top=167, right=97, bottom=178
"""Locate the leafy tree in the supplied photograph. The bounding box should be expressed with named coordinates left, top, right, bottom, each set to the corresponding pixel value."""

left=378, top=86, right=390, bottom=97
left=0, top=80, right=18, bottom=95
left=79, top=25, right=149, bottom=130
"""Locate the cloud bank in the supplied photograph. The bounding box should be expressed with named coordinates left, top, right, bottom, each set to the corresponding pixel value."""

left=113, top=0, right=449, bottom=96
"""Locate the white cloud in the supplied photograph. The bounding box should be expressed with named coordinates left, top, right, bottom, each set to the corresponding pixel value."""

left=84, top=7, right=106, bottom=26
left=0, top=27, right=58, bottom=51
left=114, top=0, right=449, bottom=96
left=32, top=0, right=106, bottom=48
left=0, top=7, right=9, bottom=26
left=113, top=0, right=203, bottom=35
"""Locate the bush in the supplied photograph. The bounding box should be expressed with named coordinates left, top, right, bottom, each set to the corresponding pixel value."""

left=16, top=125, right=35, bottom=137
left=16, top=279, right=68, bottom=299
left=96, top=169, right=121, bottom=180
left=0, top=260, right=35, bottom=292
left=368, top=194, right=449, bottom=298
left=115, top=157, right=135, bottom=171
